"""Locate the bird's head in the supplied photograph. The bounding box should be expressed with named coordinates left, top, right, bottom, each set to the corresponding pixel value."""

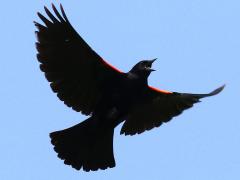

left=130, top=58, right=157, bottom=78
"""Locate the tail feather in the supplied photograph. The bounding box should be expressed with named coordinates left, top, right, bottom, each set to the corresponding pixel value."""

left=50, top=117, right=115, bottom=171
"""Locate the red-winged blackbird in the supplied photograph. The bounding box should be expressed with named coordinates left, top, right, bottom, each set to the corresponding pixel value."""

left=35, top=4, right=225, bottom=172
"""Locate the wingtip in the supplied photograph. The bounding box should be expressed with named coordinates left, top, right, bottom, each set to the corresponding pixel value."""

left=51, top=3, right=56, bottom=10
left=209, top=84, right=225, bottom=96
left=220, top=84, right=226, bottom=90
left=60, top=3, right=63, bottom=9
left=33, top=21, right=38, bottom=26
left=36, top=12, right=41, bottom=17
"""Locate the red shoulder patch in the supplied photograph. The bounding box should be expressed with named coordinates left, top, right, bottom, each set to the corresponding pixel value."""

left=100, top=58, right=123, bottom=73
left=149, top=86, right=172, bottom=94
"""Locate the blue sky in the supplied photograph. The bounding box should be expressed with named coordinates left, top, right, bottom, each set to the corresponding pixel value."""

left=0, top=0, right=239, bottom=179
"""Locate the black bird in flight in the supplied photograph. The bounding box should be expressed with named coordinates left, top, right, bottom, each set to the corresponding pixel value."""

left=35, top=4, right=225, bottom=172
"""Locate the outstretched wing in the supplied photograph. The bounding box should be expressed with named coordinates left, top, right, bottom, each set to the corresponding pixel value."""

left=35, top=4, right=123, bottom=115
left=121, top=85, right=225, bottom=135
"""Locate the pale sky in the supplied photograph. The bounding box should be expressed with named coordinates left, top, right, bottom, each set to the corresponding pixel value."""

left=0, top=0, right=239, bottom=179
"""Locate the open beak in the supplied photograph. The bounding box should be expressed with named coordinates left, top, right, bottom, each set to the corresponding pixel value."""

left=150, top=58, right=157, bottom=64
left=147, top=58, right=157, bottom=71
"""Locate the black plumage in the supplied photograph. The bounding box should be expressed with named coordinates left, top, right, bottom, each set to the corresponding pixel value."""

left=35, top=4, right=225, bottom=171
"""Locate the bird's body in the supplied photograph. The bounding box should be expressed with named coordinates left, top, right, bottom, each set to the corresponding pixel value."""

left=35, top=4, right=224, bottom=172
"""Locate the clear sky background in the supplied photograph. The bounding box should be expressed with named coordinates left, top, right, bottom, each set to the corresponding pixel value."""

left=0, top=0, right=239, bottom=179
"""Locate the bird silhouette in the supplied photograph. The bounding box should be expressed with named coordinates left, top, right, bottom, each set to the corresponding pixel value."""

left=35, top=4, right=225, bottom=171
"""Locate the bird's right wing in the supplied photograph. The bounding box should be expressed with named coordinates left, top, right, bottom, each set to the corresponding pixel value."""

left=121, top=85, right=225, bottom=135
left=35, top=4, right=124, bottom=115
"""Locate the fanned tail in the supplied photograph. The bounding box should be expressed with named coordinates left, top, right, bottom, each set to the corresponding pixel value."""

left=50, top=117, right=115, bottom=171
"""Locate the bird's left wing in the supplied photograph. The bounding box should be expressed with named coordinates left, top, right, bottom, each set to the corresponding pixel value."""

left=121, top=85, right=225, bottom=135
left=35, top=4, right=124, bottom=115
